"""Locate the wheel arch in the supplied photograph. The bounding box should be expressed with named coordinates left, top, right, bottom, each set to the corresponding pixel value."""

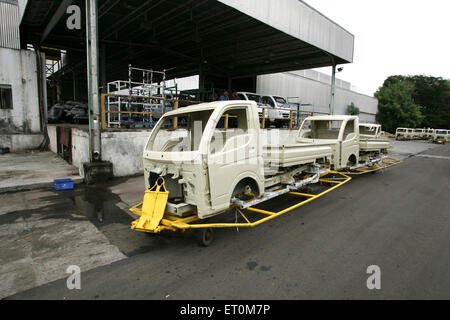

left=229, top=174, right=263, bottom=200
left=348, top=153, right=357, bottom=166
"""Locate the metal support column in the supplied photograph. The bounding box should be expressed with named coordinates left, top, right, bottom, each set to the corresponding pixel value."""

left=86, top=0, right=101, bottom=161
left=330, top=61, right=336, bottom=115
left=100, top=44, right=106, bottom=93
left=72, top=70, right=77, bottom=100
left=83, top=0, right=113, bottom=184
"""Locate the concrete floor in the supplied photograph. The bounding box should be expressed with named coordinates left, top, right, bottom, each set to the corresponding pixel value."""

left=2, top=139, right=450, bottom=299
left=0, top=151, right=82, bottom=193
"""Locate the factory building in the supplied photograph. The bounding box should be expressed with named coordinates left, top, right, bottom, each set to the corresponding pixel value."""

left=0, top=0, right=44, bottom=151
left=2, top=0, right=374, bottom=179
left=257, top=69, right=378, bottom=123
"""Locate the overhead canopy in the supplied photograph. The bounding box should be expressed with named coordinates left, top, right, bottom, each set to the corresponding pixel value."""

left=20, top=0, right=354, bottom=83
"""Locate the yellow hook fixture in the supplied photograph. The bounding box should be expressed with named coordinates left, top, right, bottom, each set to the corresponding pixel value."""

left=131, top=177, right=169, bottom=232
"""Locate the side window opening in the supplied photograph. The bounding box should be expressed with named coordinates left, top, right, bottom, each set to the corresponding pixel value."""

left=343, top=119, right=355, bottom=140
left=0, top=85, right=13, bottom=109
left=210, top=107, right=249, bottom=154
left=261, top=96, right=274, bottom=107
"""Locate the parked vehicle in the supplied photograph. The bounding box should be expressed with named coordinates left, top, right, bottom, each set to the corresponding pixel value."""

left=412, top=128, right=428, bottom=140
left=141, top=101, right=390, bottom=221
left=358, top=123, right=390, bottom=162
left=236, top=92, right=275, bottom=127
left=432, top=129, right=449, bottom=144
left=236, top=92, right=265, bottom=120
left=395, top=128, right=414, bottom=140
left=236, top=92, right=293, bottom=128
left=260, top=94, right=292, bottom=127
left=424, top=128, right=435, bottom=139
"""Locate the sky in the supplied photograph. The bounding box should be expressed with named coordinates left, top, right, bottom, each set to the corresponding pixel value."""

left=304, top=0, right=450, bottom=97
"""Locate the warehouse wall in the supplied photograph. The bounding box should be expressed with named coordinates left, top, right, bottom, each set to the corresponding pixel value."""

left=0, top=47, right=41, bottom=134
left=49, top=127, right=299, bottom=178
left=257, top=70, right=379, bottom=123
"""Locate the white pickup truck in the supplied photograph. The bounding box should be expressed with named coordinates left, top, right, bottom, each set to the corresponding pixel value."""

left=395, top=127, right=414, bottom=140
left=237, top=92, right=291, bottom=127
left=358, top=123, right=390, bottom=162
left=143, top=101, right=390, bottom=219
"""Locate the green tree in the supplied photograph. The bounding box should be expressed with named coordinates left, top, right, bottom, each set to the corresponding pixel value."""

left=375, top=78, right=423, bottom=133
left=408, top=75, right=450, bottom=129
left=347, top=102, right=360, bottom=115
left=375, top=75, right=450, bottom=131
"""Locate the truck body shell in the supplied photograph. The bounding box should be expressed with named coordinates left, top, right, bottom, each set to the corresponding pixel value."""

left=359, top=123, right=390, bottom=153
left=395, top=127, right=414, bottom=140
left=432, top=129, right=450, bottom=143
left=143, top=101, right=389, bottom=219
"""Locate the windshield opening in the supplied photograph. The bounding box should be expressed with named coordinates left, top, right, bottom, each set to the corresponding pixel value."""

left=274, top=96, right=287, bottom=105
left=360, top=126, right=377, bottom=135
left=147, top=110, right=213, bottom=152
left=246, top=94, right=260, bottom=102
left=300, top=120, right=343, bottom=139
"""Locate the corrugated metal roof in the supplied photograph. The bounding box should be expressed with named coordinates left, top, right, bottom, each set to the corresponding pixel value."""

left=218, top=0, right=354, bottom=63
left=0, top=0, right=20, bottom=49
left=20, top=0, right=355, bottom=82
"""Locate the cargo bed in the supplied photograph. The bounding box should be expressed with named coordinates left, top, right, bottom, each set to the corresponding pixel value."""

left=263, top=141, right=334, bottom=167
left=359, top=137, right=390, bottom=152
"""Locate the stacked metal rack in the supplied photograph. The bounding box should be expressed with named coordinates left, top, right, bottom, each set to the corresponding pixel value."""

left=106, top=65, right=179, bottom=128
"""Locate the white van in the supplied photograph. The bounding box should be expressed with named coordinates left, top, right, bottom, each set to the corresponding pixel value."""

left=236, top=92, right=278, bottom=127
left=413, top=128, right=425, bottom=140
left=432, top=129, right=449, bottom=143
left=424, top=129, right=435, bottom=139
left=259, top=95, right=292, bottom=127
left=236, top=91, right=265, bottom=118
left=395, top=128, right=414, bottom=140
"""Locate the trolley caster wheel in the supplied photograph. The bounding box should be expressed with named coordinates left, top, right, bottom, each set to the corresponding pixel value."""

left=196, top=228, right=214, bottom=247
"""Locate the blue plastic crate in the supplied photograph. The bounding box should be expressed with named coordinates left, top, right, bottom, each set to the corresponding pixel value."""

left=54, top=178, right=74, bottom=190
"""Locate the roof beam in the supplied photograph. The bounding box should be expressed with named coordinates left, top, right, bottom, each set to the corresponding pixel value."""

left=40, top=0, right=73, bottom=43
left=101, top=0, right=166, bottom=40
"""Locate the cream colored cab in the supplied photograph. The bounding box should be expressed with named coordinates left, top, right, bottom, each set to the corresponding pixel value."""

left=413, top=128, right=425, bottom=139
left=395, top=128, right=413, bottom=140
left=360, top=123, right=382, bottom=138
left=144, top=101, right=264, bottom=219
left=358, top=123, right=390, bottom=161
left=143, top=103, right=386, bottom=220
left=424, top=129, right=435, bottom=139
left=432, top=129, right=449, bottom=143
left=297, top=115, right=360, bottom=169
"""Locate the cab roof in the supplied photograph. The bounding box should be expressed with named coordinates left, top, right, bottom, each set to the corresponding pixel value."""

left=305, top=115, right=358, bottom=121
left=360, top=123, right=381, bottom=128
left=163, top=100, right=256, bottom=117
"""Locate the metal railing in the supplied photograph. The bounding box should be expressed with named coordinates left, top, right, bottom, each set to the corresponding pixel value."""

left=100, top=93, right=314, bottom=130
left=100, top=93, right=201, bottom=129
left=258, top=106, right=314, bottom=129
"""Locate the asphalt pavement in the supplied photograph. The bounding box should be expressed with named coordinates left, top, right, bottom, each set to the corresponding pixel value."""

left=4, top=142, right=450, bottom=299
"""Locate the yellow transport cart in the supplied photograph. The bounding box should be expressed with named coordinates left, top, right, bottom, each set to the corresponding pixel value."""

left=130, top=157, right=402, bottom=246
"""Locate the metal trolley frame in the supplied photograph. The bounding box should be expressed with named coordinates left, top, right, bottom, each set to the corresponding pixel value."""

left=129, top=157, right=402, bottom=246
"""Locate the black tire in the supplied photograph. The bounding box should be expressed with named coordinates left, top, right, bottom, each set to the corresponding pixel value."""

left=196, top=228, right=214, bottom=247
